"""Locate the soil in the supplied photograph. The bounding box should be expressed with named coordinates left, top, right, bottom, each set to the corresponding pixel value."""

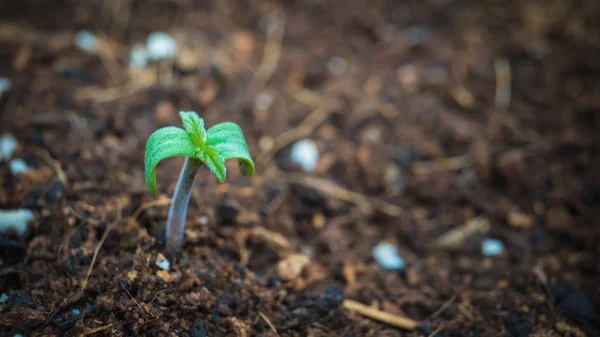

left=1, top=0, right=600, bottom=336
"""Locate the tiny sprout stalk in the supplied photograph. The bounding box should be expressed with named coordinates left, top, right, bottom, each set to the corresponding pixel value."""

left=145, top=111, right=255, bottom=255
left=165, top=157, right=202, bottom=254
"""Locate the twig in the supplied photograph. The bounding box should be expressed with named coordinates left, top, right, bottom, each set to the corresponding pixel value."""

left=494, top=57, right=511, bottom=108
left=265, top=187, right=288, bottom=215
left=122, top=283, right=156, bottom=318
left=455, top=303, right=476, bottom=321
left=82, top=208, right=123, bottom=290
left=285, top=174, right=404, bottom=218
left=427, top=296, right=456, bottom=320
left=533, top=265, right=553, bottom=311
left=258, top=311, right=278, bottom=334
left=429, top=215, right=490, bottom=250
left=97, top=34, right=124, bottom=83
left=127, top=198, right=172, bottom=229
left=411, top=154, right=472, bottom=175
left=255, top=101, right=331, bottom=169
left=242, top=9, right=285, bottom=100
left=343, top=299, right=419, bottom=330
left=427, top=325, right=444, bottom=337
left=65, top=204, right=103, bottom=225
left=487, top=57, right=511, bottom=139
left=75, top=79, right=148, bottom=103
left=32, top=147, right=68, bottom=186
left=84, top=324, right=113, bottom=335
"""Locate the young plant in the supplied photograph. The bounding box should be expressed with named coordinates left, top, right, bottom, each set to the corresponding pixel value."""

left=144, top=111, right=255, bottom=254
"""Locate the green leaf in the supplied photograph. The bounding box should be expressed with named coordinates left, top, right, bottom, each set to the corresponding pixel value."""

left=144, top=126, right=195, bottom=194
left=206, top=122, right=255, bottom=178
left=201, top=147, right=227, bottom=183
left=179, top=111, right=206, bottom=149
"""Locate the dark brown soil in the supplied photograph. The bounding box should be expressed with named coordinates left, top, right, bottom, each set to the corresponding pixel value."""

left=1, top=1, right=600, bottom=336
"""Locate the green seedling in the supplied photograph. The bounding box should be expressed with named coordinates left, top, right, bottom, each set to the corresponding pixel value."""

left=144, top=111, right=255, bottom=254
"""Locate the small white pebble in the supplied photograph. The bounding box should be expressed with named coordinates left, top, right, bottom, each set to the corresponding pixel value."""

left=0, top=293, right=8, bottom=303
left=146, top=32, right=177, bottom=61
left=290, top=139, right=319, bottom=172
left=72, top=308, right=81, bottom=315
left=482, top=238, right=504, bottom=257
left=74, top=30, right=99, bottom=53
left=255, top=93, right=273, bottom=111
left=0, top=77, right=12, bottom=97
left=0, top=133, right=17, bottom=161
left=199, top=216, right=209, bottom=225
left=327, top=56, right=347, bottom=75
left=373, top=242, right=405, bottom=271
left=155, top=253, right=170, bottom=270
left=9, top=158, right=29, bottom=175
left=130, top=44, right=149, bottom=69
left=0, top=209, right=34, bottom=236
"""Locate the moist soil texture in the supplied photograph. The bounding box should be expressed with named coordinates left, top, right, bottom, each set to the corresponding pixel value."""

left=1, top=0, right=599, bottom=336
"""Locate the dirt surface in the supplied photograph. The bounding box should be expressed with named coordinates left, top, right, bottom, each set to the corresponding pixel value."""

left=1, top=0, right=600, bottom=336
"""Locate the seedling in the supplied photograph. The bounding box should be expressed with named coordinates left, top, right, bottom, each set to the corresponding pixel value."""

left=144, top=111, right=255, bottom=254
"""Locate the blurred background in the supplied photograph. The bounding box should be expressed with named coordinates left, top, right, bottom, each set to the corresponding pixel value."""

left=1, top=0, right=599, bottom=336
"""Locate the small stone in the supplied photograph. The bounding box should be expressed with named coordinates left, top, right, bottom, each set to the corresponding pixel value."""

left=14, top=334, right=24, bottom=337
left=9, top=159, right=29, bottom=175
left=327, top=56, right=347, bottom=75
left=72, top=308, right=81, bottom=315
left=0, top=209, right=34, bottom=236
left=277, top=253, right=310, bottom=281
left=0, top=293, right=7, bottom=303
left=126, top=270, right=138, bottom=282
left=482, top=238, right=504, bottom=257
left=0, top=77, right=11, bottom=97
left=0, top=133, right=17, bottom=161
left=508, top=211, right=534, bottom=229
left=290, top=139, right=319, bottom=172
left=199, top=216, right=209, bottom=225
left=372, top=242, right=406, bottom=271
left=130, top=43, right=149, bottom=68
left=146, top=32, right=177, bottom=61
left=312, top=213, right=325, bottom=229
left=74, top=30, right=99, bottom=53
left=156, top=269, right=172, bottom=283
left=155, top=253, right=170, bottom=270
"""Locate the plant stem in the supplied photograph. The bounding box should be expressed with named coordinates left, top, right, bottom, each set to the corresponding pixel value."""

left=165, top=157, right=202, bottom=255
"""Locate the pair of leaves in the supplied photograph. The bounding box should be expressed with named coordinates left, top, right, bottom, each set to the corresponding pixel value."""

left=144, top=111, right=255, bottom=194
